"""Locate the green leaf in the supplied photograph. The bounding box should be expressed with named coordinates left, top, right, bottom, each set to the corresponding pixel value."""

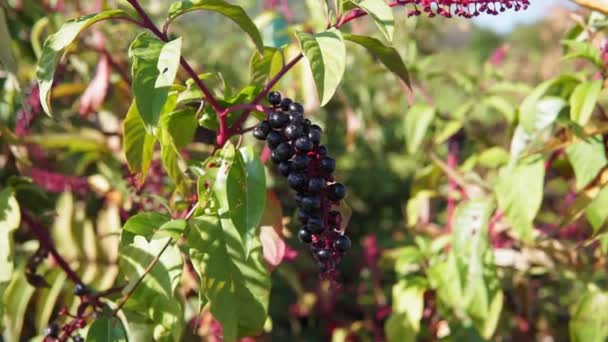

left=2, top=270, right=35, bottom=342
left=123, top=101, right=156, bottom=180
left=390, top=277, right=427, bottom=332
left=296, top=28, right=346, bottom=106
left=451, top=200, right=494, bottom=262
left=187, top=215, right=270, bottom=342
left=404, top=104, right=436, bottom=154
left=586, top=186, right=608, bottom=233
left=562, top=39, right=604, bottom=69
left=118, top=235, right=184, bottom=341
left=570, top=290, right=608, bottom=342
left=86, top=315, right=128, bottom=342
left=122, top=212, right=172, bottom=238
left=566, top=135, right=608, bottom=190
left=343, top=34, right=410, bottom=87
left=385, top=313, right=416, bottom=342
left=36, top=10, right=129, bottom=116
left=0, top=188, right=20, bottom=284
left=167, top=0, right=264, bottom=53
left=345, top=0, right=395, bottom=42
left=570, top=80, right=602, bottom=126
left=496, top=156, right=545, bottom=242
left=161, top=108, right=198, bottom=149
left=214, top=143, right=266, bottom=255
left=249, top=47, right=284, bottom=87
left=129, top=33, right=182, bottom=135
left=34, top=269, right=67, bottom=332
left=519, top=75, right=578, bottom=133
left=0, top=8, right=18, bottom=78
left=482, top=95, right=515, bottom=123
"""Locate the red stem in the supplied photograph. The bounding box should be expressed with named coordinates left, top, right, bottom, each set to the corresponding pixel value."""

left=22, top=212, right=84, bottom=285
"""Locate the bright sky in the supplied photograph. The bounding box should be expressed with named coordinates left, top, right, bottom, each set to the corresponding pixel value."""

left=472, top=0, right=576, bottom=34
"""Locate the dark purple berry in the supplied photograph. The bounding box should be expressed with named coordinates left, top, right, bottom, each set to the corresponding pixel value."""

left=273, top=143, right=293, bottom=162
left=301, top=196, right=321, bottom=211
left=298, top=228, right=313, bottom=243
left=292, top=155, right=310, bottom=170
left=327, top=183, right=346, bottom=201
left=73, top=336, right=85, bottom=342
left=307, top=177, right=325, bottom=193
left=266, top=131, right=284, bottom=149
left=253, top=120, right=271, bottom=140
left=289, top=101, right=304, bottom=114
left=73, top=283, right=89, bottom=296
left=297, top=210, right=310, bottom=223
left=308, top=128, right=322, bottom=144
left=288, top=112, right=304, bottom=124
left=317, top=145, right=328, bottom=156
left=268, top=91, right=281, bottom=106
left=280, top=97, right=293, bottom=111
left=278, top=161, right=292, bottom=177
left=295, top=137, right=313, bottom=152
left=320, top=157, right=336, bottom=174
left=288, top=172, right=307, bottom=190
left=44, top=323, right=59, bottom=338
left=334, top=235, right=351, bottom=252
left=307, top=218, right=323, bottom=233
left=317, top=249, right=330, bottom=261
left=269, top=111, right=289, bottom=129
left=284, top=123, right=304, bottom=140
left=318, top=262, right=329, bottom=273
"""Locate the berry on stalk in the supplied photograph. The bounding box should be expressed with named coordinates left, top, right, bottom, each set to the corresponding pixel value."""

left=267, top=91, right=282, bottom=106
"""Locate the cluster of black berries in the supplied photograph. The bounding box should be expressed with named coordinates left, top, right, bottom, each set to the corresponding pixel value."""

left=254, top=91, right=351, bottom=275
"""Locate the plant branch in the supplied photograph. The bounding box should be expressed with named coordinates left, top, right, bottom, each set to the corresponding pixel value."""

left=125, top=0, right=224, bottom=116
left=21, top=212, right=84, bottom=285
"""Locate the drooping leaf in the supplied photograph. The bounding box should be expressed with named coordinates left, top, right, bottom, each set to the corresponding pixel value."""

left=129, top=33, right=182, bottom=135
left=161, top=108, right=198, bottom=149
left=34, top=269, right=67, bottom=332
left=123, top=101, right=156, bottom=180
left=496, top=156, right=545, bottom=242
left=562, top=39, right=604, bottom=69
left=570, top=290, right=608, bottom=342
left=566, top=135, right=608, bottom=190
left=167, top=0, right=264, bottom=53
left=36, top=10, right=130, bottom=116
left=118, top=234, right=184, bottom=341
left=296, top=28, right=346, bottom=106
left=86, top=315, right=128, bottom=342
left=344, top=34, right=410, bottom=87
left=389, top=277, right=427, bottom=333
left=0, top=187, right=20, bottom=327
left=214, top=143, right=266, bottom=255
left=2, top=270, right=35, bottom=342
left=122, top=212, right=172, bottom=238
left=404, top=104, right=436, bottom=154
left=187, top=215, right=270, bottom=342
left=0, top=7, right=18, bottom=78
left=570, top=79, right=602, bottom=126
left=345, top=0, right=395, bottom=42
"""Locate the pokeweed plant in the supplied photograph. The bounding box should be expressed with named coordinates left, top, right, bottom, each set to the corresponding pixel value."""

left=10, top=0, right=608, bottom=341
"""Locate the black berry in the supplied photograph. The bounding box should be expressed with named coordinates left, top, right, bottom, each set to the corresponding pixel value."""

left=289, top=112, right=304, bottom=124
left=307, top=218, right=323, bottom=233
left=73, top=336, right=85, bottom=342
left=253, top=120, right=271, bottom=140
left=288, top=172, right=307, bottom=190
left=317, top=249, right=330, bottom=261
left=328, top=183, right=346, bottom=201
left=44, top=322, right=60, bottom=338
left=308, top=128, right=322, bottom=144
left=301, top=196, right=321, bottom=211
left=267, top=91, right=281, bottom=106
left=269, top=111, right=289, bottom=129
left=298, top=210, right=310, bottom=223
left=317, top=145, right=328, bottom=156
left=73, top=283, right=89, bottom=296
left=273, top=143, right=293, bottom=162
left=266, top=131, right=284, bottom=149
left=307, top=177, right=325, bottom=193
left=289, top=101, right=304, bottom=114
left=280, top=97, right=293, bottom=111
left=278, top=161, right=292, bottom=177
left=284, top=123, right=304, bottom=140
left=292, top=154, right=310, bottom=170
left=320, top=157, right=336, bottom=174
left=298, top=228, right=313, bottom=243
left=295, top=137, right=313, bottom=152
left=334, top=235, right=351, bottom=252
